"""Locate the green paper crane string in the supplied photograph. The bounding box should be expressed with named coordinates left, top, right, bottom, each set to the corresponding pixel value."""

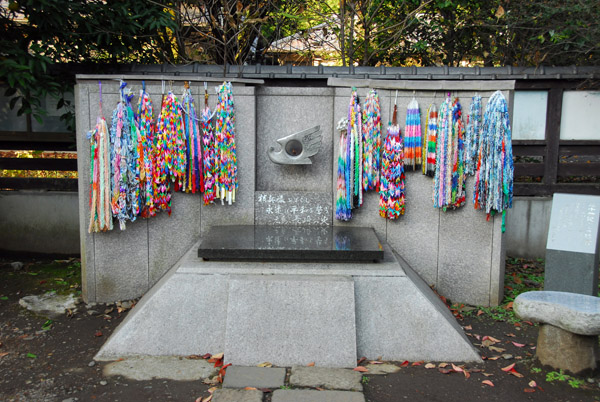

left=473, top=90, right=513, bottom=231
left=215, top=82, right=238, bottom=205
left=362, top=89, right=381, bottom=192
left=88, top=82, right=113, bottom=233
left=349, top=88, right=363, bottom=208
left=181, top=82, right=203, bottom=194
left=433, top=94, right=466, bottom=210
left=202, top=84, right=217, bottom=205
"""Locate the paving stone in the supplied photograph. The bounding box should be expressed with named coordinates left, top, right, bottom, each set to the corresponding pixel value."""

left=364, top=363, right=400, bottom=375
left=102, top=356, right=217, bottom=381
left=223, top=366, right=286, bottom=389
left=272, top=389, right=365, bottom=402
left=289, top=366, right=362, bottom=392
left=212, top=388, right=263, bottom=402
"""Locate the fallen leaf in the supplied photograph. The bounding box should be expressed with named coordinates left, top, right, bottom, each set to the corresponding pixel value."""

left=316, top=387, right=325, bottom=391
left=425, top=363, right=436, bottom=369
left=482, top=373, right=493, bottom=377
left=463, top=325, right=472, bottom=330
left=451, top=364, right=464, bottom=372
left=505, top=333, right=516, bottom=337
left=483, top=336, right=501, bottom=343
left=474, top=334, right=481, bottom=341
left=495, top=5, right=505, bottom=18
left=505, top=302, right=513, bottom=310
left=400, top=360, right=409, bottom=367
left=202, top=396, right=213, bottom=402
left=438, top=363, right=449, bottom=368
left=94, top=331, right=103, bottom=337
left=187, top=355, right=203, bottom=360
left=211, top=352, right=224, bottom=360
left=201, top=353, right=212, bottom=359
left=463, top=370, right=471, bottom=379
left=528, top=380, right=537, bottom=388
left=438, top=368, right=453, bottom=374
left=530, top=346, right=536, bottom=350
left=353, top=366, right=368, bottom=372
left=482, top=340, right=495, bottom=347
left=202, top=377, right=220, bottom=385
left=357, top=357, right=367, bottom=365
left=307, top=362, right=315, bottom=367
left=470, top=368, right=483, bottom=373
left=477, top=310, right=484, bottom=316
left=257, top=362, right=272, bottom=367
left=259, top=388, right=272, bottom=393
left=369, top=361, right=383, bottom=364
left=501, top=363, right=516, bottom=372
left=508, top=369, right=524, bottom=378
left=523, top=321, right=534, bottom=326
left=482, top=380, right=494, bottom=387
left=487, top=356, right=501, bottom=360
left=412, top=361, right=424, bottom=366
left=512, top=342, right=525, bottom=347
left=488, top=346, right=506, bottom=353
left=244, top=387, right=257, bottom=390
left=0, top=352, right=9, bottom=358
left=208, top=387, right=218, bottom=394
left=524, top=388, right=536, bottom=393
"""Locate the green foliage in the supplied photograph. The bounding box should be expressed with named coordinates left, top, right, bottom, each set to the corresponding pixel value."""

left=1, top=0, right=178, bottom=127
left=362, top=375, right=370, bottom=384
left=530, top=367, right=542, bottom=374
left=545, top=369, right=585, bottom=388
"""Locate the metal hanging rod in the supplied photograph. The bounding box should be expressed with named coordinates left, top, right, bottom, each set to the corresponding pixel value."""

left=76, top=74, right=264, bottom=85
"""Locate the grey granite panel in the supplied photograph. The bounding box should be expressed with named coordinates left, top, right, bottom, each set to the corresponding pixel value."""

left=490, top=211, right=506, bottom=306
left=256, top=87, right=334, bottom=192
left=148, top=193, right=202, bottom=286
left=438, top=178, right=494, bottom=306
left=94, top=219, right=149, bottom=302
left=95, top=271, right=228, bottom=360
left=255, top=191, right=331, bottom=226
left=354, top=275, right=480, bottom=362
left=386, top=172, right=439, bottom=286
left=289, top=366, right=362, bottom=391
left=223, top=366, right=286, bottom=389
left=225, top=275, right=357, bottom=367
left=545, top=249, right=599, bottom=296
left=272, top=390, right=365, bottom=402
left=75, top=84, right=95, bottom=302
left=202, top=85, right=255, bottom=234
left=514, top=291, right=600, bottom=335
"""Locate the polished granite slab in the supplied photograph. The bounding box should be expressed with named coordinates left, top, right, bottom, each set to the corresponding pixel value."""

left=198, top=225, right=384, bottom=262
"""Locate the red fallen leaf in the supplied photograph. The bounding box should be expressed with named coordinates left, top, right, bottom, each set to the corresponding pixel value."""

left=528, top=380, right=537, bottom=388
left=438, top=368, right=453, bottom=374
left=512, top=342, right=526, bottom=348
left=523, top=321, right=534, bottom=326
left=538, top=386, right=544, bottom=392
left=474, top=334, right=481, bottom=341
left=357, top=357, right=367, bottom=365
left=524, top=388, right=536, bottom=393
left=244, top=387, right=257, bottom=390
left=482, top=336, right=501, bottom=343
left=117, top=358, right=124, bottom=362
left=39, top=280, right=47, bottom=284
left=508, top=368, right=524, bottom=378
left=470, top=368, right=483, bottom=373
left=218, top=363, right=231, bottom=377
left=412, top=361, right=424, bottom=366
left=214, top=360, right=223, bottom=368
left=201, top=353, right=212, bottom=359
left=513, top=322, right=522, bottom=327
left=400, top=360, right=409, bottom=367
left=505, top=302, right=514, bottom=310
left=463, top=325, right=472, bottom=330
left=463, top=370, right=471, bottom=379
left=369, top=361, right=384, bottom=364
left=482, top=380, right=494, bottom=387
left=259, top=388, right=272, bottom=393
left=501, top=363, right=515, bottom=372
left=307, top=362, right=315, bottom=367
left=94, top=331, right=103, bottom=337
left=353, top=366, right=368, bottom=372
left=477, top=310, right=484, bottom=316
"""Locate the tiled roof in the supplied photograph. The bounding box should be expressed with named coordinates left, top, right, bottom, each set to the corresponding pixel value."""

left=113, top=64, right=600, bottom=81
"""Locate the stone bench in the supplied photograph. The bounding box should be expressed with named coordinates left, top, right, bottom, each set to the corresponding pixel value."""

left=514, top=291, right=600, bottom=374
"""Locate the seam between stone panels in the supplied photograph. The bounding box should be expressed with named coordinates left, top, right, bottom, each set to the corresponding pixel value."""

left=489, top=215, right=495, bottom=307
left=436, top=207, right=441, bottom=289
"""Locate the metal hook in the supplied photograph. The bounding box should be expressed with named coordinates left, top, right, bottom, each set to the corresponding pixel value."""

left=394, top=90, right=398, bottom=105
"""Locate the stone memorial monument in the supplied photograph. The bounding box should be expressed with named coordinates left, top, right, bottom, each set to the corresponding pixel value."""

left=545, top=193, right=600, bottom=296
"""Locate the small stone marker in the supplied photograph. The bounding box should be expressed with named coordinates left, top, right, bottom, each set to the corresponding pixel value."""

left=545, top=193, right=600, bottom=295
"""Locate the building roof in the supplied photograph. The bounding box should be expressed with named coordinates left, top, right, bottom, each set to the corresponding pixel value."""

left=112, top=64, right=600, bottom=81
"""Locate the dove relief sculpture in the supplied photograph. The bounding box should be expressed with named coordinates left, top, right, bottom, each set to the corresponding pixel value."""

left=267, top=125, right=323, bottom=165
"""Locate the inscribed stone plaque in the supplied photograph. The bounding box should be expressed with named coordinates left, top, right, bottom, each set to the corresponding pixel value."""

left=546, top=193, right=600, bottom=254
left=545, top=193, right=600, bottom=296
left=255, top=191, right=332, bottom=226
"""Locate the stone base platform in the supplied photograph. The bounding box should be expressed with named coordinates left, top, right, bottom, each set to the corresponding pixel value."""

left=95, top=240, right=480, bottom=366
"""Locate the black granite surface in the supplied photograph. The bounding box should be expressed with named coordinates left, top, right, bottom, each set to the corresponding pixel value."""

left=198, top=225, right=384, bottom=262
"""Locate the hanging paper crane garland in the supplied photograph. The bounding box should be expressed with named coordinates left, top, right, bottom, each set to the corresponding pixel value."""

left=422, top=104, right=438, bottom=177
left=379, top=99, right=405, bottom=220
left=362, top=89, right=381, bottom=191
left=404, top=96, right=422, bottom=171
left=473, top=90, right=513, bottom=231
left=215, top=82, right=238, bottom=205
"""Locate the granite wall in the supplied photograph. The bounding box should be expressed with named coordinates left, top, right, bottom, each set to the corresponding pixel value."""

left=76, top=79, right=508, bottom=306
